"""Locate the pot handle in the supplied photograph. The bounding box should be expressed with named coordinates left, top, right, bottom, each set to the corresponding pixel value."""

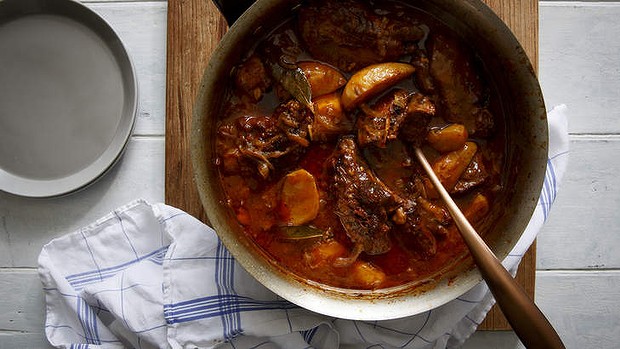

left=211, top=0, right=257, bottom=26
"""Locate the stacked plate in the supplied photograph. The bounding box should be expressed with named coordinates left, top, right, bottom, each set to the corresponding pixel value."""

left=0, top=0, right=137, bottom=197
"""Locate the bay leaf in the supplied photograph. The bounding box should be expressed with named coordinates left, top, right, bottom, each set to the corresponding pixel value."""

left=269, top=62, right=314, bottom=113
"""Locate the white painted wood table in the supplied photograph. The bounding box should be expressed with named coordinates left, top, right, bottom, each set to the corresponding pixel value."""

left=1, top=1, right=618, bottom=348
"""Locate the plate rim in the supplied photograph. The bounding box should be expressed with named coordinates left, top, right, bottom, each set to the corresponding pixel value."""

left=0, top=0, right=138, bottom=198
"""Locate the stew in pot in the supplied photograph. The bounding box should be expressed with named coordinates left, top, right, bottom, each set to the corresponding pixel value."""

left=213, top=0, right=506, bottom=290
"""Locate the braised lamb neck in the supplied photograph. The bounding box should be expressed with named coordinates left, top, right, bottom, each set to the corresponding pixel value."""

left=298, top=0, right=425, bottom=72
left=329, top=137, right=399, bottom=258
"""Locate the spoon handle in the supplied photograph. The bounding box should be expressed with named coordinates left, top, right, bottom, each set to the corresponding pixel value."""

left=413, top=147, right=565, bottom=349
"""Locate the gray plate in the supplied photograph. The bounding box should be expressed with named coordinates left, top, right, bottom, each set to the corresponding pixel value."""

left=0, top=0, right=137, bottom=198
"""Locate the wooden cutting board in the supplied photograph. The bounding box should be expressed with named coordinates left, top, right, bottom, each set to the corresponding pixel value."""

left=165, top=0, right=538, bottom=331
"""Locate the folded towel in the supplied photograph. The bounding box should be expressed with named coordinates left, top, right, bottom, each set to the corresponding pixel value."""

left=38, top=105, right=569, bottom=349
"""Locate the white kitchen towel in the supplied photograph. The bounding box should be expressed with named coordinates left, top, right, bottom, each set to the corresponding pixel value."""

left=38, top=105, right=569, bottom=349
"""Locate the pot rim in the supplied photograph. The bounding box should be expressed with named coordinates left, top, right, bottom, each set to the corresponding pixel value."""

left=191, top=0, right=547, bottom=320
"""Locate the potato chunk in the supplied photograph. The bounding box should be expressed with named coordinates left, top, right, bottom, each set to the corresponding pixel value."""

left=309, top=92, right=353, bottom=141
left=305, top=240, right=348, bottom=269
left=447, top=193, right=490, bottom=237
left=341, top=62, right=415, bottom=110
left=352, top=261, right=386, bottom=289
left=427, top=124, right=469, bottom=153
left=279, top=169, right=320, bottom=225
left=299, top=61, right=347, bottom=98
left=463, top=193, right=490, bottom=223
left=431, top=141, right=478, bottom=192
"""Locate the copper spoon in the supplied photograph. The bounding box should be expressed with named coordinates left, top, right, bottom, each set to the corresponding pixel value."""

left=413, top=147, right=565, bottom=349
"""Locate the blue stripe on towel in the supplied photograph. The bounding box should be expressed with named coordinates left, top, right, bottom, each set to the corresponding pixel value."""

left=215, top=239, right=242, bottom=339
left=114, top=210, right=139, bottom=260
left=540, top=159, right=558, bottom=221
left=70, top=344, right=89, bottom=349
left=164, top=294, right=297, bottom=325
left=301, top=326, right=318, bottom=344
left=65, top=246, right=169, bottom=291
left=76, top=297, right=100, bottom=345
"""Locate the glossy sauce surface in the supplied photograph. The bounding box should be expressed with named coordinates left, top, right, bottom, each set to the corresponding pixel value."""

left=215, top=0, right=505, bottom=290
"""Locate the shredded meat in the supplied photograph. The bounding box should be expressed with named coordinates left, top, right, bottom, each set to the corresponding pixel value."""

left=275, top=99, right=313, bottom=147
left=216, top=100, right=312, bottom=179
left=298, top=0, right=425, bottom=72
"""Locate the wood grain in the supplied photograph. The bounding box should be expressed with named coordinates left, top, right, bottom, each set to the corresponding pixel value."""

left=164, top=0, right=538, bottom=331
left=165, top=0, right=227, bottom=222
left=478, top=0, right=538, bottom=331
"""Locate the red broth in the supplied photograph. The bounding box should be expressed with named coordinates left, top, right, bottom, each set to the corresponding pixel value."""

left=214, top=0, right=505, bottom=290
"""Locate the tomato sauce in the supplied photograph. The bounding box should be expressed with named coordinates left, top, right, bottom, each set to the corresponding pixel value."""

left=214, top=0, right=504, bottom=290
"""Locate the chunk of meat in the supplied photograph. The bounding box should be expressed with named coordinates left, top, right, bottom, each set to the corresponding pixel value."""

left=329, top=136, right=402, bottom=256
left=216, top=116, right=286, bottom=178
left=397, top=216, right=438, bottom=259
left=357, top=89, right=434, bottom=148
left=298, top=0, right=425, bottom=72
left=327, top=137, right=437, bottom=261
left=235, top=115, right=295, bottom=178
left=394, top=196, right=454, bottom=259
left=453, top=152, right=489, bottom=193
left=234, top=54, right=271, bottom=102
left=216, top=103, right=310, bottom=179
left=357, top=89, right=410, bottom=148
left=410, top=49, right=435, bottom=94
left=428, top=32, right=494, bottom=136
left=274, top=99, right=313, bottom=147
left=399, top=93, right=435, bottom=146
left=416, top=197, right=451, bottom=240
